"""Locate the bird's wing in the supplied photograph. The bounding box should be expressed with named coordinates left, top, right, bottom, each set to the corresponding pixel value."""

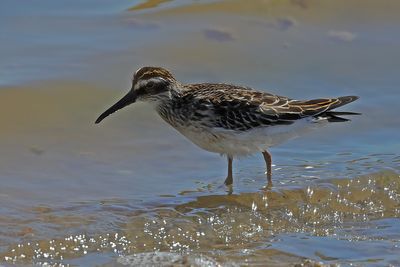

left=185, top=84, right=358, bottom=131
left=263, top=95, right=359, bottom=119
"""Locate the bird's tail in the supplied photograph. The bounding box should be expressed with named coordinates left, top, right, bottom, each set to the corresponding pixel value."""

left=327, top=96, right=359, bottom=111
left=319, top=96, right=360, bottom=122
left=324, top=111, right=361, bottom=122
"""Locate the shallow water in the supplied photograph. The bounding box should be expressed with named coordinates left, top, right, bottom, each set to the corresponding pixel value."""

left=1, top=0, right=399, bottom=266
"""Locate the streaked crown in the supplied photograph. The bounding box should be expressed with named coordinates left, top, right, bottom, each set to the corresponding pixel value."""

left=133, top=66, right=175, bottom=85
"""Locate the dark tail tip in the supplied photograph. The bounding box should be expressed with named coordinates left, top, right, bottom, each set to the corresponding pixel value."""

left=338, top=95, right=359, bottom=105
left=324, top=110, right=361, bottom=122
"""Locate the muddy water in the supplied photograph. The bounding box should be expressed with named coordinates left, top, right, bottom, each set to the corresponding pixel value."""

left=1, top=0, right=400, bottom=266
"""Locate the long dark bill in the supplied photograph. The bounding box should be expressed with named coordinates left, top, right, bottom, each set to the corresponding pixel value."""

left=95, top=90, right=137, bottom=124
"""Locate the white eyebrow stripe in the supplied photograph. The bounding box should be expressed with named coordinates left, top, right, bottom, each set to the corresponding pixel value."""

left=134, top=77, right=167, bottom=90
left=134, top=67, right=142, bottom=76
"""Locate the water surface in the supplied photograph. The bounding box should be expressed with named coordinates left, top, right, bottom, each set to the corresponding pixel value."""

left=0, top=0, right=399, bottom=266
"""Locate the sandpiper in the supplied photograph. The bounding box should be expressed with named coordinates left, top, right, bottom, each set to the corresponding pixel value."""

left=96, top=67, right=359, bottom=186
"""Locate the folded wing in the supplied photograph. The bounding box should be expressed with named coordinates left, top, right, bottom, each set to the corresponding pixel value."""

left=187, top=84, right=359, bottom=131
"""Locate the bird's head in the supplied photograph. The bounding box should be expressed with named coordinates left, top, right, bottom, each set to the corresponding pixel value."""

left=95, top=66, right=176, bottom=124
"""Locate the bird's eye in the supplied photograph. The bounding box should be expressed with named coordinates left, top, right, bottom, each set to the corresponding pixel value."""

left=146, top=81, right=155, bottom=89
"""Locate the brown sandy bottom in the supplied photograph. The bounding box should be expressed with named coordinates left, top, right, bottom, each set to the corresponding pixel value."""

left=1, top=170, right=399, bottom=266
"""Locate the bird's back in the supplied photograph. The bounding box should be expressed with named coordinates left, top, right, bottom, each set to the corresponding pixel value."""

left=156, top=83, right=359, bottom=156
left=162, top=83, right=358, bottom=130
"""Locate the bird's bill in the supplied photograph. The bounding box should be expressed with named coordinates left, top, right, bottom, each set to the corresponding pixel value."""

left=95, top=90, right=137, bottom=124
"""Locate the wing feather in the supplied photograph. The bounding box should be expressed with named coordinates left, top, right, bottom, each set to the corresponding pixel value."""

left=183, top=83, right=358, bottom=131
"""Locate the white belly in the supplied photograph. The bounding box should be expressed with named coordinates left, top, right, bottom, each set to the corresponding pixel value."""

left=175, top=118, right=326, bottom=157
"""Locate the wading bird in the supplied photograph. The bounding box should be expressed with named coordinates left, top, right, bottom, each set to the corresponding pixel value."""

left=96, top=67, right=359, bottom=186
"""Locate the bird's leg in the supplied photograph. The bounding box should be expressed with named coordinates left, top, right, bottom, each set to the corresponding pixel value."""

left=224, top=156, right=233, bottom=186
left=262, top=151, right=272, bottom=184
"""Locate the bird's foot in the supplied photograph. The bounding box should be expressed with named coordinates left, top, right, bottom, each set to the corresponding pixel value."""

left=225, top=184, right=233, bottom=195
left=262, top=180, right=273, bottom=191
left=223, top=176, right=233, bottom=195
left=224, top=176, right=233, bottom=186
left=264, top=171, right=273, bottom=188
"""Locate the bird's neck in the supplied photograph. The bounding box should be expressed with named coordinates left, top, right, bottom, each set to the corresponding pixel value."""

left=169, top=82, right=186, bottom=97
left=154, top=85, right=186, bottom=126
